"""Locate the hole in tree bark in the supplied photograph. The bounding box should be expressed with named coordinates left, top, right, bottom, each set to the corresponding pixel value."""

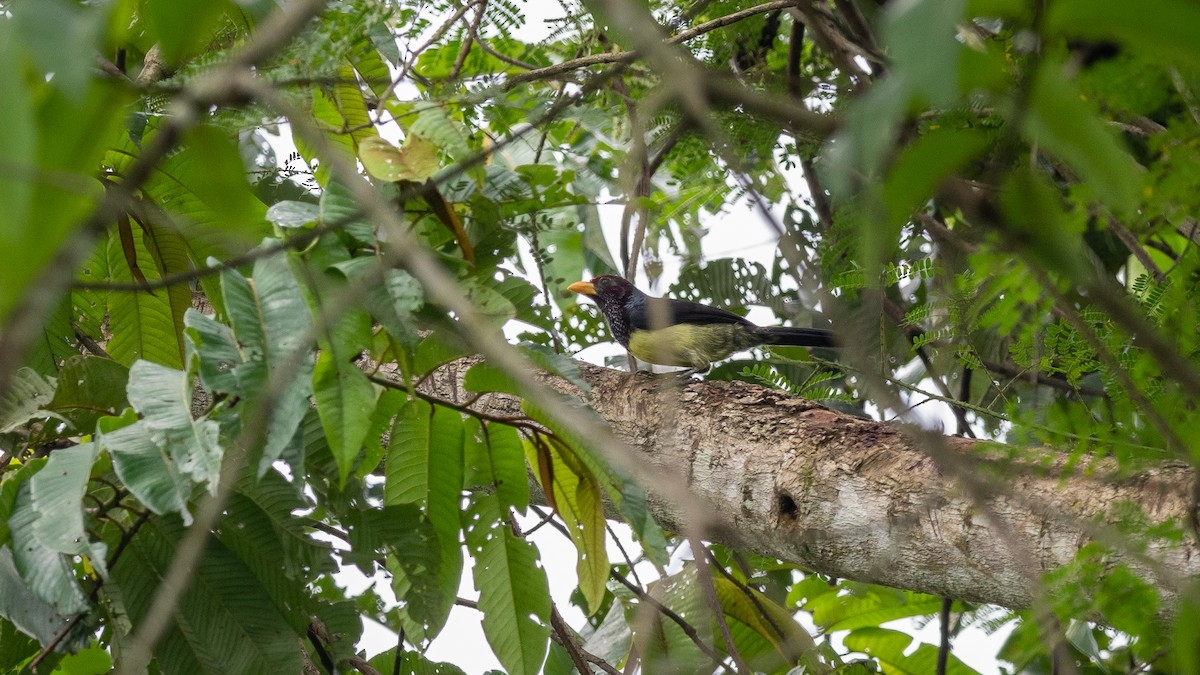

left=777, top=491, right=798, bottom=521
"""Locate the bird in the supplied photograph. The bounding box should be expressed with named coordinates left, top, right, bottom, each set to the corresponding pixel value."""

left=568, top=275, right=836, bottom=375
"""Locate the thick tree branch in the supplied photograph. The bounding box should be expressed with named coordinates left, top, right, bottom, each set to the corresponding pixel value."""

left=423, top=359, right=1199, bottom=614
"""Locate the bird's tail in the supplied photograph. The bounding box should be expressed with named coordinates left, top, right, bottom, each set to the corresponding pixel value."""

left=755, top=326, right=838, bottom=348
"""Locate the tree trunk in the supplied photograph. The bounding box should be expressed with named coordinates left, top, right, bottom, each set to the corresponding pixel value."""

left=420, top=359, right=1198, bottom=613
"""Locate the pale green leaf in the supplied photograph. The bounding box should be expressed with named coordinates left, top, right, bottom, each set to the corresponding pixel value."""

left=8, top=481, right=88, bottom=615
left=99, top=410, right=192, bottom=522
left=126, top=360, right=221, bottom=489
left=31, top=443, right=106, bottom=573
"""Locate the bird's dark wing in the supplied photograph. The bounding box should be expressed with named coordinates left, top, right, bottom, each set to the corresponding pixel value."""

left=628, top=295, right=755, bottom=331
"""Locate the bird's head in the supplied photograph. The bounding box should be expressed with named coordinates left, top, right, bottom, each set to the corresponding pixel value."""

left=569, top=275, right=639, bottom=345
left=568, top=275, right=636, bottom=308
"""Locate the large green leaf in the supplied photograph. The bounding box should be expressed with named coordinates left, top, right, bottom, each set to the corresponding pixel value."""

left=465, top=494, right=550, bottom=675
left=463, top=420, right=529, bottom=512
left=1023, top=63, right=1140, bottom=214
left=44, top=356, right=130, bottom=435
left=30, top=442, right=106, bottom=573
left=312, top=349, right=378, bottom=483
left=8, top=481, right=89, bottom=616
left=0, top=368, right=55, bottom=434
left=111, top=515, right=303, bottom=674
left=215, top=472, right=338, bottom=633
left=521, top=400, right=668, bottom=568
left=0, top=546, right=88, bottom=649
left=1045, top=0, right=1200, bottom=69
left=142, top=0, right=238, bottom=61
left=0, top=14, right=121, bottom=325
left=843, top=627, right=981, bottom=675
left=23, top=293, right=76, bottom=377
left=385, top=400, right=465, bottom=638
left=126, top=360, right=221, bottom=489
left=217, top=252, right=313, bottom=474
left=104, top=224, right=188, bottom=369
left=106, top=125, right=271, bottom=265
left=805, top=585, right=949, bottom=632
left=99, top=411, right=191, bottom=521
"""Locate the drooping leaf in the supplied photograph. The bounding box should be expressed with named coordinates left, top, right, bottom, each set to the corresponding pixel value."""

left=8, top=481, right=89, bottom=616
left=99, top=409, right=192, bottom=521
left=218, top=252, right=313, bottom=474
left=524, top=436, right=608, bottom=616
left=312, top=349, right=378, bottom=483
left=126, top=360, right=221, bottom=489
left=0, top=368, right=55, bottom=433
left=385, top=400, right=465, bottom=639
left=0, top=546, right=89, bottom=649
left=465, top=494, right=550, bottom=675
left=30, top=442, right=106, bottom=573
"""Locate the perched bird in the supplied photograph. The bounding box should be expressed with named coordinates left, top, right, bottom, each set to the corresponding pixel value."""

left=568, top=275, right=836, bottom=375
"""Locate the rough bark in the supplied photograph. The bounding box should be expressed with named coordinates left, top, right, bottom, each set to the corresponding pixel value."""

left=420, top=359, right=1199, bottom=613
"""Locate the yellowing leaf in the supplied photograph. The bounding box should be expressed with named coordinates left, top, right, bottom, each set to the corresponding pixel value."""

left=359, top=135, right=439, bottom=182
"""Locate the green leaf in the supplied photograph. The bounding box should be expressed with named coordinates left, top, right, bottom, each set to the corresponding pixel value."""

left=884, top=0, right=965, bottom=107
left=219, top=252, right=314, bottom=474
left=524, top=437, right=608, bottom=616
left=45, top=356, right=131, bottom=435
left=100, top=410, right=192, bottom=521
left=129, top=125, right=271, bottom=262
left=8, top=481, right=89, bottom=616
left=184, top=309, right=242, bottom=393
left=265, top=200, right=320, bottom=229
left=485, top=422, right=530, bottom=512
left=0, top=368, right=55, bottom=433
left=806, top=587, right=948, bottom=632
left=465, top=494, right=550, bottom=675
left=882, top=128, right=991, bottom=227
left=31, top=443, right=106, bottom=573
left=0, top=614, right=41, bottom=671
left=215, top=473, right=338, bottom=634
left=23, top=293, right=77, bottom=377
left=103, top=222, right=188, bottom=369
left=126, top=360, right=222, bottom=489
left=318, top=178, right=375, bottom=245
left=1023, top=63, right=1139, bottom=214
left=712, top=576, right=820, bottom=670
left=843, top=627, right=981, bottom=675
left=111, top=515, right=303, bottom=674
left=408, top=103, right=472, bottom=166
left=0, top=546, right=88, bottom=649
left=385, top=400, right=465, bottom=638
left=312, top=350, right=378, bottom=484
left=142, top=0, right=237, bottom=62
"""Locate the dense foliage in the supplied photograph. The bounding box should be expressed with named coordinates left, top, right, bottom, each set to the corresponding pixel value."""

left=2, top=0, right=1200, bottom=672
